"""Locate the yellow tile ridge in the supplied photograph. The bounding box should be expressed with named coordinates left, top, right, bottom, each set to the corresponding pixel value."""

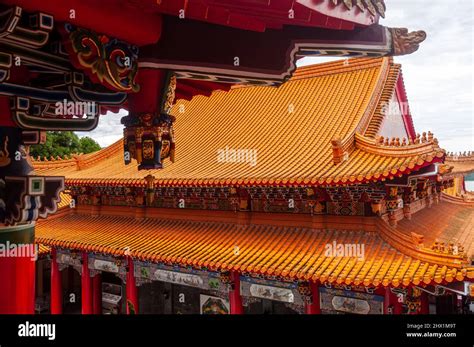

left=354, top=132, right=445, bottom=158
left=376, top=219, right=470, bottom=269
left=364, top=64, right=401, bottom=138
left=441, top=193, right=474, bottom=207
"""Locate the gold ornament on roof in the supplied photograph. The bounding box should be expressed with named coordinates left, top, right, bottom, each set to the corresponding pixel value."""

left=163, top=74, right=177, bottom=114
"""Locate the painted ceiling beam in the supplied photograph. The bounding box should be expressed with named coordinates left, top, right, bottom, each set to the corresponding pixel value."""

left=2, top=0, right=162, bottom=46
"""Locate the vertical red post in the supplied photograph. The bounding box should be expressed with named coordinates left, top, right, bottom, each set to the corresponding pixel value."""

left=92, top=273, right=102, bottom=314
left=384, top=287, right=391, bottom=314
left=305, top=281, right=321, bottom=314
left=50, top=248, right=63, bottom=314
left=393, top=290, right=404, bottom=315
left=0, top=224, right=36, bottom=314
left=126, top=257, right=138, bottom=314
left=384, top=287, right=404, bottom=314
left=420, top=291, right=429, bottom=314
left=229, top=271, right=243, bottom=314
left=81, top=252, right=93, bottom=314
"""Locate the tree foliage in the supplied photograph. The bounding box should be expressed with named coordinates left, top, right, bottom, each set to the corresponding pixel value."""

left=30, top=132, right=101, bottom=159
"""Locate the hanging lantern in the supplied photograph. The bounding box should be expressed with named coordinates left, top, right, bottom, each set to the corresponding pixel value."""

left=122, top=73, right=176, bottom=169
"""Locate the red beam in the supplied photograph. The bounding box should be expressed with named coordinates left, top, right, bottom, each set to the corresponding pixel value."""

left=3, top=0, right=162, bottom=46
left=128, top=69, right=167, bottom=114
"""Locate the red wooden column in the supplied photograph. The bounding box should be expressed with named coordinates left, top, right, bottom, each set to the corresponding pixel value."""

left=0, top=224, right=36, bottom=314
left=50, top=248, right=63, bottom=314
left=126, top=257, right=138, bottom=314
left=384, top=287, right=404, bottom=314
left=383, top=287, right=398, bottom=314
left=81, top=252, right=93, bottom=314
left=92, top=273, right=102, bottom=314
left=384, top=287, right=391, bottom=314
left=229, top=271, right=243, bottom=314
left=420, top=291, right=429, bottom=314
left=305, top=281, right=321, bottom=314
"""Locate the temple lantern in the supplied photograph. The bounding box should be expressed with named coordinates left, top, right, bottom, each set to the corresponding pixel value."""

left=122, top=74, right=176, bottom=170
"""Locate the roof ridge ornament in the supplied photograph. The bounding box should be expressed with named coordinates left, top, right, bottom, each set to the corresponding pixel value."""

left=389, top=28, right=427, bottom=56
left=331, top=137, right=349, bottom=165
left=332, top=0, right=386, bottom=18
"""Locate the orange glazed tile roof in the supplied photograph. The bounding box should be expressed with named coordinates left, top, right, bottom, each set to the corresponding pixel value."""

left=33, top=57, right=445, bottom=187
left=36, top=212, right=473, bottom=287
left=57, top=193, right=71, bottom=209
left=395, top=200, right=474, bottom=260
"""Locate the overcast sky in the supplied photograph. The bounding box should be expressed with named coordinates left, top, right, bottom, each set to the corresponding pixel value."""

left=79, top=0, right=473, bottom=152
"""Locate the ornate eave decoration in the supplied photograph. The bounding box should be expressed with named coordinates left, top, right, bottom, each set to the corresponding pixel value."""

left=0, top=129, right=65, bottom=226
left=64, top=24, right=140, bottom=93
left=0, top=6, right=132, bottom=133
left=1, top=175, right=64, bottom=226
left=332, top=0, right=386, bottom=17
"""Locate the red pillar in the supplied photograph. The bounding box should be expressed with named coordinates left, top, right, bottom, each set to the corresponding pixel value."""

left=92, top=273, right=102, bottom=314
left=384, top=287, right=394, bottom=314
left=420, top=291, right=429, bottom=314
left=393, top=289, right=404, bottom=314
left=229, top=271, right=243, bottom=314
left=50, top=248, right=63, bottom=314
left=0, top=224, right=36, bottom=314
left=384, top=287, right=405, bottom=314
left=126, top=257, right=138, bottom=314
left=81, top=252, right=93, bottom=314
left=1, top=98, right=40, bottom=314
left=305, top=281, right=321, bottom=314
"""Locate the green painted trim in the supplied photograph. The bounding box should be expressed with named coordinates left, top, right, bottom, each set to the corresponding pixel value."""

left=0, top=223, right=35, bottom=244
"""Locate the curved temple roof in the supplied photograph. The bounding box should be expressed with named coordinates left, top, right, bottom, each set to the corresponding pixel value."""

left=33, top=57, right=444, bottom=188
left=34, top=57, right=473, bottom=288
left=36, top=207, right=473, bottom=287
left=445, top=152, right=474, bottom=175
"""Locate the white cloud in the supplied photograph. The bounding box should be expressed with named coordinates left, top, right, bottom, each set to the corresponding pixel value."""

left=76, top=110, right=125, bottom=148
left=381, top=0, right=473, bottom=152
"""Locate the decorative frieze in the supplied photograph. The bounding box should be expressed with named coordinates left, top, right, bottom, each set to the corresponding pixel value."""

left=134, top=261, right=228, bottom=295
left=240, top=277, right=305, bottom=310
left=55, top=249, right=82, bottom=275
left=88, top=253, right=127, bottom=280
left=320, top=287, right=384, bottom=314
left=65, top=181, right=440, bottom=222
